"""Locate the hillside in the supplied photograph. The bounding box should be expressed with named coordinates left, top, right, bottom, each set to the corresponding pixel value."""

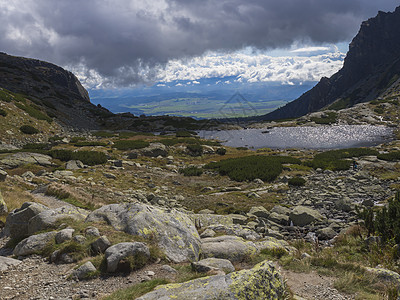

left=262, top=6, right=400, bottom=121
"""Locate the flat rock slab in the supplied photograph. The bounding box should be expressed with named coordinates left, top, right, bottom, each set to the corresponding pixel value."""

left=0, top=256, right=21, bottom=272
left=0, top=152, right=54, bottom=169
left=192, top=258, right=235, bottom=273
left=86, top=203, right=201, bottom=263
left=14, top=231, right=57, bottom=256
left=137, top=260, right=285, bottom=300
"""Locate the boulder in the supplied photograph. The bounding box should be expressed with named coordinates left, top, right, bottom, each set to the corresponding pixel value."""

left=28, top=206, right=88, bottom=235
left=65, top=160, right=84, bottom=170
left=200, top=229, right=216, bottom=238
left=270, top=205, right=291, bottom=216
left=137, top=260, right=285, bottom=300
left=72, top=262, right=97, bottom=280
left=268, top=212, right=289, bottom=225
left=0, top=256, right=21, bottom=272
left=0, top=190, right=7, bottom=215
left=4, top=202, right=48, bottom=238
left=86, top=203, right=201, bottom=263
left=191, top=258, right=235, bottom=273
left=0, top=169, right=7, bottom=181
left=141, top=143, right=168, bottom=158
left=201, top=235, right=258, bottom=262
left=188, top=213, right=234, bottom=228
left=14, top=231, right=57, bottom=256
left=85, top=226, right=100, bottom=237
left=105, top=242, right=150, bottom=273
left=255, top=237, right=293, bottom=253
left=0, top=152, right=54, bottom=169
left=91, top=236, right=111, bottom=254
left=55, top=228, right=75, bottom=244
left=317, top=227, right=337, bottom=240
left=366, top=267, right=400, bottom=285
left=289, top=206, right=325, bottom=226
left=103, top=172, right=117, bottom=179
left=248, top=206, right=270, bottom=219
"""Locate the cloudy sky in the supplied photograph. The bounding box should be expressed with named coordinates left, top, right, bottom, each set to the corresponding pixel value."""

left=0, top=0, right=398, bottom=89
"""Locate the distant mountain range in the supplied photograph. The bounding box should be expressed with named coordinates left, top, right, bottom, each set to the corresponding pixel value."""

left=262, top=6, right=400, bottom=121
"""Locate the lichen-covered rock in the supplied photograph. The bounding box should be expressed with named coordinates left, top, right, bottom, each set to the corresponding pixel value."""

left=0, top=169, right=7, bottom=181
left=4, top=202, right=48, bottom=238
left=91, top=236, right=111, bottom=254
left=255, top=237, right=294, bottom=253
left=137, top=260, right=285, bottom=300
left=201, top=235, right=258, bottom=262
left=188, top=213, right=234, bottom=228
left=65, top=160, right=84, bottom=170
left=105, top=242, right=150, bottom=272
left=141, top=143, right=168, bottom=157
left=289, top=206, right=325, bottom=226
left=248, top=206, right=270, bottom=219
left=0, top=152, right=54, bottom=169
left=28, top=206, right=88, bottom=235
left=55, top=228, right=75, bottom=244
left=0, top=190, right=7, bottom=215
left=366, top=267, right=400, bottom=285
left=72, top=261, right=97, bottom=280
left=192, top=258, right=235, bottom=273
left=14, top=231, right=57, bottom=256
left=86, top=203, right=201, bottom=263
left=0, top=256, right=21, bottom=272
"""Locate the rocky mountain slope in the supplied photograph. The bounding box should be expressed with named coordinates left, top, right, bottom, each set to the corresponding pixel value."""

left=262, top=6, right=400, bottom=121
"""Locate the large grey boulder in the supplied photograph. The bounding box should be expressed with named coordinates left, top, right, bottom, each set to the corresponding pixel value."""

left=289, top=206, right=325, bottom=226
left=248, top=206, right=270, bottom=219
left=137, top=260, right=285, bottom=300
left=91, top=236, right=111, bottom=254
left=105, top=242, right=150, bottom=273
left=0, top=256, right=21, bottom=272
left=28, top=206, right=88, bottom=235
left=14, top=231, right=57, bottom=256
left=86, top=203, right=201, bottom=263
left=0, top=152, right=54, bottom=169
left=55, top=228, right=75, bottom=244
left=0, top=190, right=7, bottom=215
left=255, top=237, right=294, bottom=253
left=191, top=258, right=235, bottom=273
left=201, top=235, right=258, bottom=262
left=141, top=143, right=168, bottom=157
left=65, top=160, right=84, bottom=170
left=4, top=202, right=48, bottom=238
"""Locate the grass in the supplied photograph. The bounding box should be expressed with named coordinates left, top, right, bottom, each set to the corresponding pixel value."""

left=113, top=140, right=150, bottom=150
left=103, top=279, right=169, bottom=300
left=14, top=102, right=53, bottom=123
left=179, top=166, right=203, bottom=176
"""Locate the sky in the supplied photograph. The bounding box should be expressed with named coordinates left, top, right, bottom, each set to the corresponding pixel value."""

left=0, top=0, right=399, bottom=89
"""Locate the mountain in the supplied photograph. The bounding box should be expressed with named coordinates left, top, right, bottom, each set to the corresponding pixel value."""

left=0, top=52, right=113, bottom=129
left=262, top=6, right=400, bottom=121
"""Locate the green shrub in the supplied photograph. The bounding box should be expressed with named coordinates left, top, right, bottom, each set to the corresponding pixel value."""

left=23, top=143, right=51, bottom=150
left=236, top=147, right=248, bottom=151
left=310, top=112, right=337, bottom=124
left=0, top=108, right=7, bottom=116
left=176, top=130, right=193, bottom=137
left=74, top=141, right=107, bottom=147
left=216, top=148, right=227, bottom=155
left=49, top=149, right=107, bottom=166
left=205, top=155, right=283, bottom=182
left=20, top=125, right=39, bottom=134
left=119, top=131, right=154, bottom=138
left=306, top=148, right=378, bottom=171
left=187, top=144, right=203, bottom=156
left=288, top=177, right=306, bottom=186
left=377, top=151, right=400, bottom=161
left=179, top=166, right=203, bottom=176
left=113, top=140, right=150, bottom=150
left=70, top=137, right=86, bottom=143
left=93, top=131, right=116, bottom=138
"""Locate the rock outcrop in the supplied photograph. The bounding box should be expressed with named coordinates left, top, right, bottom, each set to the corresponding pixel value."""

left=137, top=260, right=286, bottom=300
left=86, top=203, right=201, bottom=263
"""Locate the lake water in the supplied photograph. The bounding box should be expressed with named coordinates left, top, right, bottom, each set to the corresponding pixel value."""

left=198, top=125, right=394, bottom=149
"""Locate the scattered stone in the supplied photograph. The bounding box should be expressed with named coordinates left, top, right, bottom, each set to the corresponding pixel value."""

left=55, top=228, right=75, bottom=244
left=66, top=160, right=84, bottom=170
left=73, top=235, right=87, bottom=244
left=191, top=258, right=235, bottom=273
left=161, top=265, right=178, bottom=273
left=73, top=262, right=97, bottom=280
left=91, top=236, right=111, bottom=254
left=0, top=256, right=21, bottom=272
left=198, top=208, right=214, bottom=214
left=103, top=172, right=116, bottom=179
left=248, top=206, right=270, bottom=219
left=85, top=226, right=100, bottom=237
left=105, top=242, right=150, bottom=273
left=200, top=229, right=216, bottom=238
left=253, top=178, right=264, bottom=185
left=141, top=143, right=168, bottom=157
left=289, top=206, right=325, bottom=226
left=137, top=260, right=285, bottom=300
left=0, top=169, right=8, bottom=181
left=128, top=152, right=138, bottom=159
left=14, top=231, right=57, bottom=256
left=0, top=152, right=54, bottom=169
left=317, top=227, right=337, bottom=240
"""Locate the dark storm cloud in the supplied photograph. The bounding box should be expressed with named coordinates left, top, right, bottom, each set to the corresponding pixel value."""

left=0, top=0, right=398, bottom=86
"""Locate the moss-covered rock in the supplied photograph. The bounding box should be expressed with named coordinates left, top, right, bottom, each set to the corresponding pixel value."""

left=86, top=203, right=201, bottom=263
left=137, top=260, right=286, bottom=299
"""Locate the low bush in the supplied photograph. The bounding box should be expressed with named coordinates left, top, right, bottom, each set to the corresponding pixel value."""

left=288, top=177, right=306, bottom=186
left=216, top=148, right=227, bottom=155
left=310, top=112, right=337, bottom=124
left=0, top=108, right=7, bottom=116
left=179, top=166, right=203, bottom=176
left=93, top=131, right=116, bottom=138
left=49, top=149, right=107, bottom=166
left=19, top=125, right=39, bottom=134
left=205, top=155, right=283, bottom=182
left=23, top=143, right=51, bottom=150
left=377, top=151, right=400, bottom=161
left=74, top=141, right=108, bottom=147
left=113, top=140, right=150, bottom=150
left=187, top=144, right=203, bottom=156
